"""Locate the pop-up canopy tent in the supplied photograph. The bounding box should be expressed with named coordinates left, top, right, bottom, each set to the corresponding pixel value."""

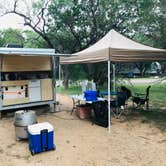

left=60, top=29, right=166, bottom=132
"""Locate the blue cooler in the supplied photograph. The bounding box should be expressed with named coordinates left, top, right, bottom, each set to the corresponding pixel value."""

left=84, top=90, right=97, bottom=101
left=28, top=122, right=55, bottom=155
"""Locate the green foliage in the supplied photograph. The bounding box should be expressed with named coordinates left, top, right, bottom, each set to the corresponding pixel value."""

left=56, top=85, right=82, bottom=95
left=1, top=0, right=166, bottom=86
left=48, top=0, right=136, bottom=52
left=23, top=30, right=48, bottom=48
left=47, top=0, right=166, bottom=82
left=129, top=0, right=166, bottom=49
left=0, top=28, right=24, bottom=46
left=69, top=64, right=87, bottom=81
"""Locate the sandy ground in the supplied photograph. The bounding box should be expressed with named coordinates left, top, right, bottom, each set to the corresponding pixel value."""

left=0, top=93, right=166, bottom=166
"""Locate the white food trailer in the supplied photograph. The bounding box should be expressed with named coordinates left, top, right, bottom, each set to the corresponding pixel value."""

left=0, top=47, right=57, bottom=112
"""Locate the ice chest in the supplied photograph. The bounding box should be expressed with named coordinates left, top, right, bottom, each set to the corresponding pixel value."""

left=84, top=90, right=97, bottom=101
left=28, top=122, right=55, bottom=155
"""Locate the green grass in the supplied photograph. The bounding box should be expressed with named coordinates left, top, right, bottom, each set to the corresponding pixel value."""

left=57, top=83, right=166, bottom=106
left=126, top=84, right=166, bottom=106
left=56, top=85, right=82, bottom=95
left=125, top=84, right=166, bottom=132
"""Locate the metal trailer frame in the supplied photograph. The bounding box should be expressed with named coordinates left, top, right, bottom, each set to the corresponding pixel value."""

left=0, top=47, right=69, bottom=112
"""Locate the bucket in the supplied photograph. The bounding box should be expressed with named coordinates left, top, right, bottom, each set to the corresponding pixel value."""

left=84, top=90, right=97, bottom=101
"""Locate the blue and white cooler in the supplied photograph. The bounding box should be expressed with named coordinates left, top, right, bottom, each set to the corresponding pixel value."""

left=28, top=122, right=55, bottom=155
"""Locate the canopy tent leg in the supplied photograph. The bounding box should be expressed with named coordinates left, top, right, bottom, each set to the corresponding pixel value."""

left=59, top=63, right=61, bottom=83
left=112, top=63, right=116, bottom=92
left=0, top=55, right=3, bottom=111
left=108, top=60, right=111, bottom=132
left=51, top=55, right=56, bottom=112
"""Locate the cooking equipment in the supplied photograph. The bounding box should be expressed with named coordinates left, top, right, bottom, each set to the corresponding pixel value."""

left=14, top=110, right=37, bottom=140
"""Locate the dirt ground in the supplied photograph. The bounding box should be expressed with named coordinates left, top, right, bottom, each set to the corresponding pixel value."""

left=0, top=93, right=166, bottom=166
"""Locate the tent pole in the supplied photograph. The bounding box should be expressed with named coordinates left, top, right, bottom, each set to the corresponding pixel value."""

left=59, top=63, right=61, bottom=83
left=113, top=63, right=116, bottom=91
left=108, top=60, right=111, bottom=133
left=52, top=55, right=56, bottom=112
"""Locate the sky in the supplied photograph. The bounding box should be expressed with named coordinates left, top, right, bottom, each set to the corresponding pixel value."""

left=0, top=13, right=26, bottom=30
left=0, top=0, right=34, bottom=30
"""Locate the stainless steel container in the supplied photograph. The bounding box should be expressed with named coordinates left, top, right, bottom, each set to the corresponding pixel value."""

left=14, top=110, right=37, bottom=140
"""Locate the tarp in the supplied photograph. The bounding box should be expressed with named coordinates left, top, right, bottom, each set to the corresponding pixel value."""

left=60, top=29, right=166, bottom=64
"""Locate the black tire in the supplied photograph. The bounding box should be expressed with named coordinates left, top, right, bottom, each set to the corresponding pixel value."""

left=31, top=150, right=35, bottom=155
left=52, top=145, right=56, bottom=150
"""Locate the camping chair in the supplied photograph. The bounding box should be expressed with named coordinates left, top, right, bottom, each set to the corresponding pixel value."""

left=110, top=92, right=128, bottom=118
left=92, top=101, right=108, bottom=128
left=132, top=86, right=151, bottom=110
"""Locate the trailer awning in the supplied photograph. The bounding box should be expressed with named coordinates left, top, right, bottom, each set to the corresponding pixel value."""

left=0, top=47, right=70, bottom=57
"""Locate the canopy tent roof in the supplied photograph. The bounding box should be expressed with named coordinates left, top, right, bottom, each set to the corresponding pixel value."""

left=60, top=29, right=166, bottom=64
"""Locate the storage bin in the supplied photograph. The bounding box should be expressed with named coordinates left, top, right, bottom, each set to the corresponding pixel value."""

left=84, top=90, right=97, bottom=101
left=28, top=122, right=55, bottom=155
left=76, top=104, right=92, bottom=119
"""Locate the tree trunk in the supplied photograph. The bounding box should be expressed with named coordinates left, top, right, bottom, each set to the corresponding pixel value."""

left=140, top=70, right=144, bottom=77
left=62, top=65, right=69, bottom=90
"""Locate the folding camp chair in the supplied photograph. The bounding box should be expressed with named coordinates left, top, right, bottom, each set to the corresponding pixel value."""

left=132, top=86, right=151, bottom=110
left=110, top=92, right=128, bottom=118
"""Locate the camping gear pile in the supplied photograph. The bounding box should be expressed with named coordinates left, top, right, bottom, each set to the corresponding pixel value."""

left=14, top=110, right=55, bottom=155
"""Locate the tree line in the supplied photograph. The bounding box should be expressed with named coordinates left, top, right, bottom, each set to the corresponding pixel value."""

left=0, top=0, right=165, bottom=89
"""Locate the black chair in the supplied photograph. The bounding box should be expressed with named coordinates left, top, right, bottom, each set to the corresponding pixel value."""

left=132, top=86, right=151, bottom=110
left=110, top=92, right=128, bottom=118
left=92, top=101, right=108, bottom=128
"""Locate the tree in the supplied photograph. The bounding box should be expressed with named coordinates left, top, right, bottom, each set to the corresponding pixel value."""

left=134, top=62, right=151, bottom=77
left=23, top=30, right=47, bottom=48
left=1, top=0, right=165, bottom=88
left=0, top=0, right=54, bottom=48
left=0, top=28, right=24, bottom=46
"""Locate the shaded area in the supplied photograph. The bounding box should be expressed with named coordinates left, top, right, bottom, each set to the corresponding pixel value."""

left=124, top=108, right=166, bottom=132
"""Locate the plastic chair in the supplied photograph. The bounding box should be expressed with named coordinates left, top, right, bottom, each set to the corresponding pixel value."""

left=132, top=86, right=151, bottom=110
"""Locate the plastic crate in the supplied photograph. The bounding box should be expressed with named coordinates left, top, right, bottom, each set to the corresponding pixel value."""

left=76, top=104, right=92, bottom=119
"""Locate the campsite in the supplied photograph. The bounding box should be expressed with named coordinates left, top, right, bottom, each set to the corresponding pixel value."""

left=0, top=0, right=166, bottom=166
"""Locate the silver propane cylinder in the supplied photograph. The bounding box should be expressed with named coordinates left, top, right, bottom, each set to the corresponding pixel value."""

left=14, top=110, right=37, bottom=140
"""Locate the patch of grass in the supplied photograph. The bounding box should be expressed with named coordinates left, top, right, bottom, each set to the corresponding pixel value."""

left=56, top=85, right=82, bottom=95
left=58, top=83, right=166, bottom=106
left=127, top=84, right=166, bottom=106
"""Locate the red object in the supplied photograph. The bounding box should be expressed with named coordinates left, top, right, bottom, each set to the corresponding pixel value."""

left=76, top=105, right=92, bottom=119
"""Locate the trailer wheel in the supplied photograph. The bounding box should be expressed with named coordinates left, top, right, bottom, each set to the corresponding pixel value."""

left=31, top=150, right=35, bottom=155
